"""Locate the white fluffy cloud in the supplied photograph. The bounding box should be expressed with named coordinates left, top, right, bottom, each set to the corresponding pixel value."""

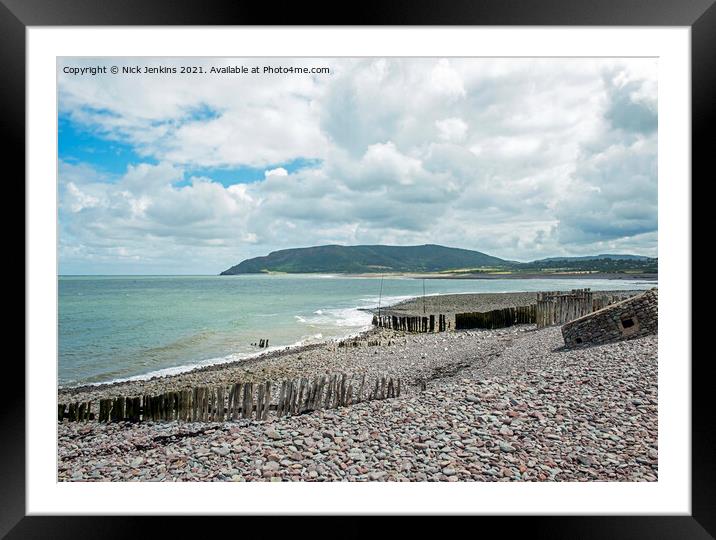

left=58, top=57, right=657, bottom=273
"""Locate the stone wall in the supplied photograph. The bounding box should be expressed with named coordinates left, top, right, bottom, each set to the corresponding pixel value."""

left=561, top=288, right=658, bottom=347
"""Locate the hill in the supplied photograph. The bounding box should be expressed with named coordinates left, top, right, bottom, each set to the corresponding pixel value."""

left=516, top=255, right=657, bottom=274
left=220, top=244, right=511, bottom=275
left=220, top=244, right=657, bottom=276
left=534, top=254, right=652, bottom=262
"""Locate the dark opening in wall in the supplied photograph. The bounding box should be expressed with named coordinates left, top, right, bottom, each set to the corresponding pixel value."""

left=621, top=317, right=635, bottom=329
left=575, top=337, right=583, bottom=344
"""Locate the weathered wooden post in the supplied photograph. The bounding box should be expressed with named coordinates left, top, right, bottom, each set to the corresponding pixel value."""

left=256, top=383, right=264, bottom=420
left=78, top=402, right=87, bottom=422
left=357, top=374, right=366, bottom=403
left=277, top=381, right=286, bottom=417
left=241, top=383, right=253, bottom=419
left=262, top=382, right=271, bottom=420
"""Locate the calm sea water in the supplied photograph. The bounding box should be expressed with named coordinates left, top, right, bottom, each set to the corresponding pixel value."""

left=58, top=274, right=656, bottom=387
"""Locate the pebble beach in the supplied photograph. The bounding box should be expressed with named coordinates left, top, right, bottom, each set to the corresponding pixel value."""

left=58, top=291, right=657, bottom=482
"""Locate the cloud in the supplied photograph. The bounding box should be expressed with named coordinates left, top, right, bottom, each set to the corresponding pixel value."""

left=604, top=76, right=657, bottom=134
left=265, top=167, right=288, bottom=178
left=435, top=118, right=468, bottom=142
left=556, top=134, right=657, bottom=244
left=59, top=58, right=329, bottom=168
left=58, top=58, right=658, bottom=273
left=430, top=59, right=466, bottom=98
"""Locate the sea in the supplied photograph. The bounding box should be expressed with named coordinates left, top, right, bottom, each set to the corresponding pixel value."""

left=58, top=274, right=656, bottom=387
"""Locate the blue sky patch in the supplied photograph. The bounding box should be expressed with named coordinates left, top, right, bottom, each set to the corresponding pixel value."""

left=181, top=103, right=222, bottom=123
left=58, top=114, right=156, bottom=176
left=183, top=158, right=322, bottom=187
left=60, top=111, right=321, bottom=186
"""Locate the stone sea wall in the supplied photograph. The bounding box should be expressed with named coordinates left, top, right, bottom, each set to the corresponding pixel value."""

left=562, top=288, right=658, bottom=347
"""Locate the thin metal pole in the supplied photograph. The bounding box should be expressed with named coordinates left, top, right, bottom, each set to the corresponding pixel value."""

left=422, top=279, right=426, bottom=314
left=377, top=274, right=384, bottom=318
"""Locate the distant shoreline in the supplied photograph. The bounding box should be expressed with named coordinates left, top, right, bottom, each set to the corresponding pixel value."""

left=342, top=272, right=658, bottom=281
left=59, top=272, right=658, bottom=280
left=216, top=272, right=658, bottom=280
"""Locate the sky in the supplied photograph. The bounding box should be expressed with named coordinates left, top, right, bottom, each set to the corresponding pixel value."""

left=58, top=57, right=657, bottom=275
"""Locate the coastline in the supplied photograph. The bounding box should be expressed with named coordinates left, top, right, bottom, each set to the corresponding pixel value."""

left=57, top=290, right=556, bottom=396
left=58, top=326, right=378, bottom=396
left=58, top=289, right=658, bottom=482
left=342, top=272, right=657, bottom=280
left=59, top=291, right=532, bottom=398
left=59, top=289, right=642, bottom=402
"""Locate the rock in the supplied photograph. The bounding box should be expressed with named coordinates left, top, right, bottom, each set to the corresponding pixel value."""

left=498, top=442, right=515, bottom=453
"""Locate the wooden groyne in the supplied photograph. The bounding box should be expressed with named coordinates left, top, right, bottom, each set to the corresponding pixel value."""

left=535, top=289, right=636, bottom=328
left=338, top=338, right=393, bottom=348
left=591, top=293, right=634, bottom=311
left=454, top=305, right=536, bottom=330
left=372, top=313, right=448, bottom=333
left=58, top=372, right=401, bottom=424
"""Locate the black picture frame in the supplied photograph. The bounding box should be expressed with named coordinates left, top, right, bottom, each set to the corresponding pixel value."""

left=5, top=0, right=709, bottom=536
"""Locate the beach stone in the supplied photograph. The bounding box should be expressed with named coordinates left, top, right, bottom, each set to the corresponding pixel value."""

left=499, top=442, right=515, bottom=453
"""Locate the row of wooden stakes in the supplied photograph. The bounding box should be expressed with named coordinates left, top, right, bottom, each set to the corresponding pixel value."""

left=337, top=339, right=394, bottom=348
left=536, top=292, right=635, bottom=329
left=372, top=313, right=448, bottom=333
left=536, top=290, right=594, bottom=328
left=454, top=305, right=537, bottom=330
left=58, top=372, right=402, bottom=423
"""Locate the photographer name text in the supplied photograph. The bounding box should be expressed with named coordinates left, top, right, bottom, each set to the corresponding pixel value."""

left=62, top=65, right=331, bottom=76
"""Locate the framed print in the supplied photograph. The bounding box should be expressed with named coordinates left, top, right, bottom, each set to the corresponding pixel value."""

left=6, top=0, right=711, bottom=536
